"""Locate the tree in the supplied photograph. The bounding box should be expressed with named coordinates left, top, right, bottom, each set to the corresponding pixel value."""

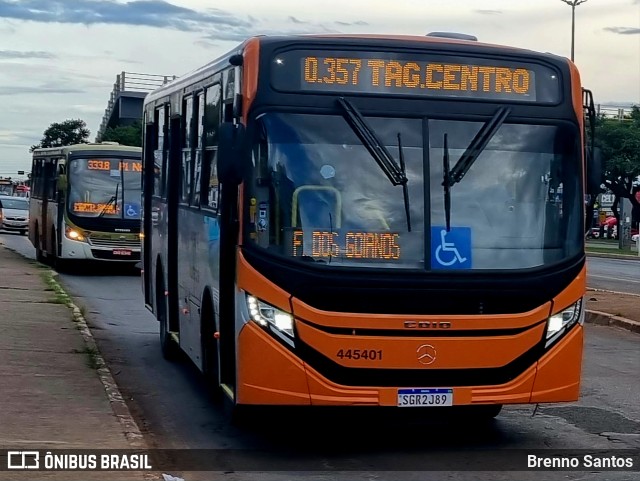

left=100, top=121, right=142, bottom=147
left=30, top=119, right=90, bottom=152
left=595, top=106, right=640, bottom=229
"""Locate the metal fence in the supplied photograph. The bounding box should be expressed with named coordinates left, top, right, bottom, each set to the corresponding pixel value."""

left=96, top=71, right=177, bottom=140
left=596, top=104, right=638, bottom=121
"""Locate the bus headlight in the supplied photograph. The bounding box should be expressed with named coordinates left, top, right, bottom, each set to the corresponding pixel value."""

left=65, top=226, right=86, bottom=242
left=246, top=295, right=295, bottom=346
left=545, top=299, right=584, bottom=348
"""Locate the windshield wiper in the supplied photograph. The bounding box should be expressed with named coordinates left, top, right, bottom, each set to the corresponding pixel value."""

left=441, top=107, right=510, bottom=232
left=337, top=97, right=411, bottom=231
left=397, top=133, right=411, bottom=232
left=443, top=133, right=452, bottom=232
left=443, top=107, right=511, bottom=189
left=98, top=182, right=119, bottom=218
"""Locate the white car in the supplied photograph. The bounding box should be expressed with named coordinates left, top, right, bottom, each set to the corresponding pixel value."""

left=0, top=195, right=29, bottom=235
left=632, top=234, right=639, bottom=242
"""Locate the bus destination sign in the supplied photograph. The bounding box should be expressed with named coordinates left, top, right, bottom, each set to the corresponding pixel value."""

left=271, top=50, right=562, bottom=103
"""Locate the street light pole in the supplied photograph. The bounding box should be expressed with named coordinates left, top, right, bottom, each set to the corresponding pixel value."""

left=560, top=0, right=588, bottom=62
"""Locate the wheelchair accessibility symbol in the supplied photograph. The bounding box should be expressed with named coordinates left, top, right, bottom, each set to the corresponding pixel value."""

left=124, top=203, right=140, bottom=219
left=431, top=227, right=472, bottom=269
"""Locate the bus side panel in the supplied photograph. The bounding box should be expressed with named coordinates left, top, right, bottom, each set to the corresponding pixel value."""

left=236, top=323, right=311, bottom=405
left=531, top=325, right=583, bottom=402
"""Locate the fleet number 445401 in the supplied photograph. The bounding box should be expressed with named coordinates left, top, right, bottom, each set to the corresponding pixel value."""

left=336, top=349, right=383, bottom=360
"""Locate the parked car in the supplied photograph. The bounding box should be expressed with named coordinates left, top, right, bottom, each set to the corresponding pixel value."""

left=0, top=195, right=29, bottom=235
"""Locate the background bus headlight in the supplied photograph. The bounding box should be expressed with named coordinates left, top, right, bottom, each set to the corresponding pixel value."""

left=65, top=226, right=86, bottom=242
left=545, top=299, right=584, bottom=347
left=246, top=294, right=295, bottom=346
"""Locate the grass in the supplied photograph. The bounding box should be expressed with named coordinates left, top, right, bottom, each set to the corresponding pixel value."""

left=40, top=270, right=72, bottom=305
left=586, top=246, right=639, bottom=257
left=73, top=346, right=101, bottom=370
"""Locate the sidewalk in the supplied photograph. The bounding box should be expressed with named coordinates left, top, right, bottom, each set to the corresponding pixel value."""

left=0, top=246, right=154, bottom=480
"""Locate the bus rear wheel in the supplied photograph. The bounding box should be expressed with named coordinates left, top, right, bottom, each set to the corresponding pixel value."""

left=157, top=279, right=179, bottom=361
left=35, top=226, right=45, bottom=263
left=201, top=298, right=222, bottom=402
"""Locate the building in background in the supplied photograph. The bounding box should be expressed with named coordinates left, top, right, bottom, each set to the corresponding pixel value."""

left=95, top=72, right=176, bottom=142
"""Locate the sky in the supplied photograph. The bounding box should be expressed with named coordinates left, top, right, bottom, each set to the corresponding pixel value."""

left=0, top=0, right=639, bottom=177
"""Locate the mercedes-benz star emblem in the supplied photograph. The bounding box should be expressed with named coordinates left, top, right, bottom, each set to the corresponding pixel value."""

left=416, top=344, right=437, bottom=365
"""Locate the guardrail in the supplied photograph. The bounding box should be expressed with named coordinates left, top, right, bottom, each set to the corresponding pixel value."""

left=96, top=71, right=177, bottom=141
left=596, top=105, right=638, bottom=121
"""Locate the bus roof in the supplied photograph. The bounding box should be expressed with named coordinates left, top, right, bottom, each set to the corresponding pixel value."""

left=32, top=142, right=142, bottom=157
left=145, top=33, right=567, bottom=104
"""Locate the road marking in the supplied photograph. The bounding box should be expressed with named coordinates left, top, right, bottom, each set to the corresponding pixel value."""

left=588, top=274, right=640, bottom=284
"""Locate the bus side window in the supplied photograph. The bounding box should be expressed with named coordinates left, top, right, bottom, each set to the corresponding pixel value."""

left=203, top=83, right=221, bottom=212
left=191, top=92, right=205, bottom=207
left=46, top=159, right=58, bottom=201
left=153, top=106, right=165, bottom=197
left=31, top=159, right=41, bottom=199
left=180, top=96, right=194, bottom=204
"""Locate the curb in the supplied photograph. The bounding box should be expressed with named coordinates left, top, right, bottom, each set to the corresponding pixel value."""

left=46, top=270, right=148, bottom=450
left=586, top=309, right=640, bottom=334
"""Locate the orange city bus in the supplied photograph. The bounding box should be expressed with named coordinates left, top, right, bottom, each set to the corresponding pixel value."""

left=141, top=33, right=599, bottom=418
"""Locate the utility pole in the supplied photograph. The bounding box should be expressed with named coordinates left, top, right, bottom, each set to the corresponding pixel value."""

left=560, top=0, right=588, bottom=62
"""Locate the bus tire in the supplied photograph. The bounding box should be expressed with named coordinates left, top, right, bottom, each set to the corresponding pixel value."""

left=35, top=226, right=45, bottom=263
left=201, top=295, right=222, bottom=402
left=51, top=230, right=67, bottom=273
left=157, top=275, right=179, bottom=361
left=229, top=404, right=253, bottom=427
left=461, top=404, right=503, bottom=421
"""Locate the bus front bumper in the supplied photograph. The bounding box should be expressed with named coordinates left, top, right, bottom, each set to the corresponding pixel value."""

left=61, top=238, right=141, bottom=262
left=235, top=322, right=583, bottom=407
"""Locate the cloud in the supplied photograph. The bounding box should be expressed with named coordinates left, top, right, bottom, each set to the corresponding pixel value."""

left=604, top=26, right=640, bottom=35
left=0, top=0, right=252, bottom=31
left=0, top=50, right=56, bottom=59
left=475, top=9, right=502, bottom=15
left=334, top=20, right=369, bottom=26
left=0, top=85, right=84, bottom=96
left=203, top=18, right=340, bottom=43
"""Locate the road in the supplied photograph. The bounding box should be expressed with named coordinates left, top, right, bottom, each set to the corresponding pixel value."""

left=586, top=256, right=640, bottom=295
left=2, top=231, right=639, bottom=480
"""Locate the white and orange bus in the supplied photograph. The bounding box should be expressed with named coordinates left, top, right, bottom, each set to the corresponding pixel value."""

left=141, top=33, right=599, bottom=418
left=29, top=143, right=142, bottom=269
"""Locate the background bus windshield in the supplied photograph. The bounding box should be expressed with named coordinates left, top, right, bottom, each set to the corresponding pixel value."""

left=68, top=158, right=142, bottom=220
left=246, top=113, right=582, bottom=270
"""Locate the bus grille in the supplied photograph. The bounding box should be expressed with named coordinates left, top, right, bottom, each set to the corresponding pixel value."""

left=87, top=236, right=140, bottom=249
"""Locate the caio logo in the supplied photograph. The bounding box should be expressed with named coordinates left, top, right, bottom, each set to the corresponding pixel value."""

left=7, top=451, right=40, bottom=469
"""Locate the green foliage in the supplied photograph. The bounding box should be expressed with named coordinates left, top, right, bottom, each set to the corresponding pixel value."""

left=30, top=119, right=90, bottom=152
left=594, top=106, right=640, bottom=220
left=100, top=121, right=142, bottom=147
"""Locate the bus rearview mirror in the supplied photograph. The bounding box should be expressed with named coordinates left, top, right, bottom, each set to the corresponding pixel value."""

left=217, top=122, right=246, bottom=185
left=587, top=147, right=603, bottom=195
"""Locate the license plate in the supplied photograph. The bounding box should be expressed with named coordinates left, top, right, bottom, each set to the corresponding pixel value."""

left=113, top=249, right=132, bottom=256
left=397, top=388, right=453, bottom=407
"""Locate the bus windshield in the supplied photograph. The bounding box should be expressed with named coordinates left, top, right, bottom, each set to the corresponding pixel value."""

left=246, top=112, right=582, bottom=270
left=68, top=157, right=142, bottom=220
